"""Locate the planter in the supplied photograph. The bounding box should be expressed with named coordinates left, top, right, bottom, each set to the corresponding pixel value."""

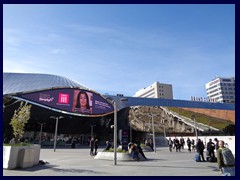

left=3, top=144, right=41, bottom=170
left=94, top=152, right=133, bottom=161
left=32, top=144, right=41, bottom=166
left=94, top=151, right=146, bottom=161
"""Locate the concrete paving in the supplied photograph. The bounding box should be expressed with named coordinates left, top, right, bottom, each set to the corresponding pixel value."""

left=3, top=147, right=222, bottom=176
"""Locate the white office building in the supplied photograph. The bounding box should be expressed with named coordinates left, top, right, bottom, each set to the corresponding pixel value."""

left=133, top=82, right=173, bottom=99
left=206, top=77, right=235, bottom=103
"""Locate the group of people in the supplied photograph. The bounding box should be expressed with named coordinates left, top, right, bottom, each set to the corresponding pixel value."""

left=168, top=137, right=187, bottom=152
left=195, top=138, right=219, bottom=162
left=128, top=142, right=147, bottom=161
left=144, top=138, right=154, bottom=151
left=196, top=138, right=235, bottom=176
left=89, top=137, right=99, bottom=156
left=168, top=137, right=235, bottom=176
left=103, top=140, right=113, bottom=151
left=89, top=136, right=235, bottom=176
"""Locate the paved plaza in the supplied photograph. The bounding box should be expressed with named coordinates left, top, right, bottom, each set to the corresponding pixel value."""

left=3, top=146, right=222, bottom=176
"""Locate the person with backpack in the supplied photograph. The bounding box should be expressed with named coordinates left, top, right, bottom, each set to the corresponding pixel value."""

left=217, top=140, right=235, bottom=176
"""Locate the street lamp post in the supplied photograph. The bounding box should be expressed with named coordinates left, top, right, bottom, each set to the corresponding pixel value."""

left=161, top=117, right=166, bottom=138
left=129, top=121, right=132, bottom=142
left=163, top=124, right=166, bottom=138
left=151, top=115, right=156, bottom=153
left=106, top=97, right=128, bottom=165
left=192, top=115, right=198, bottom=140
left=38, top=123, right=46, bottom=146
left=149, top=114, right=157, bottom=153
left=90, top=125, right=96, bottom=138
left=50, top=116, right=63, bottom=152
left=113, top=101, right=117, bottom=165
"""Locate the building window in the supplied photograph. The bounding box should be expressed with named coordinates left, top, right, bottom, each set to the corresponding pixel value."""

left=222, top=79, right=231, bottom=82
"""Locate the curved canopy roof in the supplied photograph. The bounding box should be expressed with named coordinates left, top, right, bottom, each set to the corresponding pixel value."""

left=105, top=95, right=235, bottom=111
left=3, top=72, right=235, bottom=111
left=3, top=72, right=90, bottom=95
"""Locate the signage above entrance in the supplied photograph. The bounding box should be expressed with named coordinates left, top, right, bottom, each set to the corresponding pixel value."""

left=16, top=88, right=114, bottom=117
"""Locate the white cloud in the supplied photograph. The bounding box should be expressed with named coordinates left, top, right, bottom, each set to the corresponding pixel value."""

left=3, top=58, right=29, bottom=73
left=50, top=48, right=65, bottom=54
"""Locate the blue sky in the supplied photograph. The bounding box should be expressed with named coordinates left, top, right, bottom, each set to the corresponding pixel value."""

left=3, top=4, right=235, bottom=100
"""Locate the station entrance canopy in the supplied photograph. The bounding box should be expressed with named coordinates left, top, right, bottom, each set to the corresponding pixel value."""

left=3, top=73, right=235, bottom=136
left=5, top=88, right=235, bottom=119
left=105, top=95, right=235, bottom=111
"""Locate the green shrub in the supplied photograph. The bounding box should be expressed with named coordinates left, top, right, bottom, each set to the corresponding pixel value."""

left=140, top=143, right=146, bottom=148
left=9, top=102, right=32, bottom=144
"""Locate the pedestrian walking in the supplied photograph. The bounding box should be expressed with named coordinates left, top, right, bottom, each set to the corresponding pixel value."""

left=187, top=137, right=191, bottom=152
left=89, top=137, right=94, bottom=156
left=168, top=138, right=173, bottom=152
left=217, top=140, right=235, bottom=176
left=94, top=138, right=99, bottom=155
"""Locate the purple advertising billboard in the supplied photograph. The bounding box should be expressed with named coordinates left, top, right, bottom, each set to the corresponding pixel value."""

left=16, top=88, right=114, bottom=116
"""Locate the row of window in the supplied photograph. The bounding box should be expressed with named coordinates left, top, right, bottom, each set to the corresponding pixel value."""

left=140, top=90, right=155, bottom=98
left=222, top=78, right=234, bottom=82
left=137, top=89, right=155, bottom=97
left=220, top=83, right=235, bottom=86
left=206, top=84, right=219, bottom=90
left=207, top=89, right=235, bottom=95
left=210, top=95, right=235, bottom=100
left=207, top=87, right=235, bottom=94
left=222, top=91, right=234, bottom=95
left=206, top=83, right=235, bottom=91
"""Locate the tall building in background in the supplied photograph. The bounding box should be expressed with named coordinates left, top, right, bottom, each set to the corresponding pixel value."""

left=206, top=77, right=235, bottom=103
left=133, top=81, right=173, bottom=99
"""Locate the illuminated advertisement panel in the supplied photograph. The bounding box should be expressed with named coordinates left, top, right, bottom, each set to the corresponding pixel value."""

left=17, top=88, right=114, bottom=116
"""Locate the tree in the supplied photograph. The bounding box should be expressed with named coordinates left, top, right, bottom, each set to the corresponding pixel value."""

left=222, top=124, right=235, bottom=135
left=9, top=101, right=32, bottom=144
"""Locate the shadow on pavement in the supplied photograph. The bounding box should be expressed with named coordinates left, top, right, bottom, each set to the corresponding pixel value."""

left=8, top=164, right=105, bottom=175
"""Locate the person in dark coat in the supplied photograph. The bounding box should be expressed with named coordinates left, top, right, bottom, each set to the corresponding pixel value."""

left=214, top=138, right=219, bottom=150
left=175, top=138, right=181, bottom=152
left=136, top=142, right=147, bottom=160
left=104, top=140, right=112, bottom=151
left=168, top=138, right=173, bottom=152
left=196, top=139, right=206, bottom=162
left=94, top=139, right=99, bottom=155
left=207, top=139, right=215, bottom=158
left=129, top=143, right=140, bottom=161
left=89, top=137, right=95, bottom=156
left=187, top=137, right=191, bottom=152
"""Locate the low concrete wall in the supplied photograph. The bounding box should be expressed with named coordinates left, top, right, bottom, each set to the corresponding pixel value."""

left=3, top=144, right=41, bottom=170
left=94, top=152, right=146, bottom=161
